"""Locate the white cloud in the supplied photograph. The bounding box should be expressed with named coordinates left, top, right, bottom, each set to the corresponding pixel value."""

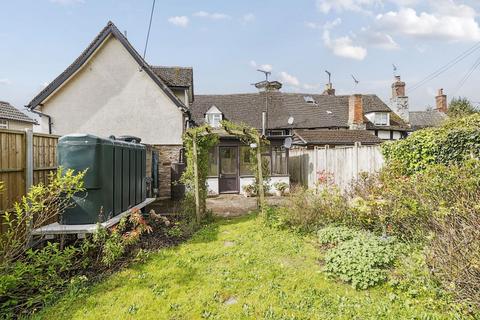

left=316, top=0, right=380, bottom=14
left=376, top=3, right=480, bottom=42
left=323, top=30, right=368, bottom=60
left=360, top=27, right=399, bottom=50
left=279, top=71, right=300, bottom=87
left=242, top=13, right=255, bottom=23
left=168, top=16, right=189, bottom=28
left=0, top=79, right=11, bottom=85
left=49, top=0, right=84, bottom=5
left=250, top=60, right=273, bottom=72
left=193, top=11, right=230, bottom=20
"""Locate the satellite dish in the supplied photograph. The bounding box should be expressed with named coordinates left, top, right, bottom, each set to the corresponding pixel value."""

left=283, top=137, right=292, bottom=149
left=287, top=116, right=294, bottom=125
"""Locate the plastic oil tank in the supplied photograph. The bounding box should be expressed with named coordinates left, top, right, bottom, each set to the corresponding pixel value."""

left=57, top=134, right=114, bottom=224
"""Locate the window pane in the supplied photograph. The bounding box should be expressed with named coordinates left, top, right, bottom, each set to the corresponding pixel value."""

left=220, top=147, right=237, bottom=175
left=272, top=146, right=287, bottom=175
left=240, top=146, right=253, bottom=176
left=208, top=148, right=218, bottom=176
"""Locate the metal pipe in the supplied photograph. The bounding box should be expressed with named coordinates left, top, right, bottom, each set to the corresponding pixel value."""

left=27, top=105, right=52, bottom=134
left=262, top=111, right=267, bottom=136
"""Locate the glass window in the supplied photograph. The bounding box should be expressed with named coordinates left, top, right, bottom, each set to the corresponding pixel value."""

left=272, top=146, right=287, bottom=175
left=220, top=147, right=237, bottom=174
left=0, top=119, right=8, bottom=129
left=208, top=147, right=218, bottom=176
left=374, top=113, right=388, bottom=126
left=240, top=146, right=253, bottom=176
left=206, top=113, right=222, bottom=128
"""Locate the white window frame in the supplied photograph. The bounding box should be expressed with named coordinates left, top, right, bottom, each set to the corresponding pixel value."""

left=0, top=119, right=8, bottom=129
left=374, top=112, right=389, bottom=126
left=206, top=113, right=222, bottom=128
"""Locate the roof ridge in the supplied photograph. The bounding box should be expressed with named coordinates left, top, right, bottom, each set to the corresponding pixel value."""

left=151, top=65, right=193, bottom=69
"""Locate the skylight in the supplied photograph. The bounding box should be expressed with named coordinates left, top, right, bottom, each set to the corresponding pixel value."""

left=303, top=96, right=316, bottom=104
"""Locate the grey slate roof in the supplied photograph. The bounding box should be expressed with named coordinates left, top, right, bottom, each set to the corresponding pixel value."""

left=190, top=92, right=405, bottom=130
left=294, top=129, right=383, bottom=145
left=151, top=66, right=193, bottom=88
left=0, top=101, right=36, bottom=124
left=26, top=21, right=187, bottom=112
left=409, top=110, right=447, bottom=130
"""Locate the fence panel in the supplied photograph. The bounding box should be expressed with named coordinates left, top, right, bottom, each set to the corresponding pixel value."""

left=0, top=129, right=58, bottom=217
left=288, top=144, right=384, bottom=190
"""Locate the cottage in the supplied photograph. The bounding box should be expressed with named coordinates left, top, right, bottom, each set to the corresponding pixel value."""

left=26, top=21, right=193, bottom=199
left=0, top=101, right=36, bottom=130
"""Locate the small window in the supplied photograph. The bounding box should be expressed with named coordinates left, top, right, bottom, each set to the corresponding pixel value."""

left=374, top=113, right=389, bottom=126
left=269, top=130, right=285, bottom=136
left=206, top=113, right=222, bottom=128
left=272, top=146, right=287, bottom=175
left=303, top=96, right=316, bottom=104
left=240, top=146, right=253, bottom=176
left=0, top=119, right=8, bottom=129
left=208, top=147, right=218, bottom=176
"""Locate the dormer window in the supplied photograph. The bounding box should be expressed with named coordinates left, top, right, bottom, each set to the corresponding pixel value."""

left=205, top=105, right=223, bottom=128
left=374, top=112, right=389, bottom=126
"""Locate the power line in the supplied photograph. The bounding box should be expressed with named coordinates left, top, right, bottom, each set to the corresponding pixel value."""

left=143, top=0, right=156, bottom=59
left=410, top=41, right=480, bottom=92
left=454, top=54, right=480, bottom=95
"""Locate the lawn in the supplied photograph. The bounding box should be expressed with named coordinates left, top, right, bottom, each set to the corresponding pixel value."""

left=35, top=214, right=453, bottom=319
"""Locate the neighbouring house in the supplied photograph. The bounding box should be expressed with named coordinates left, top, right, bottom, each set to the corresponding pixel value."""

left=389, top=76, right=448, bottom=131
left=190, top=79, right=409, bottom=195
left=26, top=21, right=193, bottom=199
left=0, top=101, right=36, bottom=130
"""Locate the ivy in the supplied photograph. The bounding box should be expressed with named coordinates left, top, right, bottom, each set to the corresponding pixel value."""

left=181, top=125, right=219, bottom=223
left=382, top=114, right=480, bottom=175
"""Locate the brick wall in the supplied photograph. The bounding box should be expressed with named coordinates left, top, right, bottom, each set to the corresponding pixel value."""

left=152, top=145, right=183, bottom=199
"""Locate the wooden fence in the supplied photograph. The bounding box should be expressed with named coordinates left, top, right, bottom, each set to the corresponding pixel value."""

left=289, top=143, right=384, bottom=190
left=0, top=129, right=58, bottom=213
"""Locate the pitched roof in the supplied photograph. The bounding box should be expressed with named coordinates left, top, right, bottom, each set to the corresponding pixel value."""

left=26, top=21, right=187, bottom=112
left=190, top=92, right=405, bottom=130
left=294, top=129, right=383, bottom=146
left=409, top=110, right=447, bottom=130
left=0, top=101, right=36, bottom=124
left=151, top=66, right=193, bottom=88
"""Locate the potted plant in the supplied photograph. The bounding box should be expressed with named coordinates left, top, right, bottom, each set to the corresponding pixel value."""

left=242, top=183, right=256, bottom=197
left=273, top=182, right=289, bottom=196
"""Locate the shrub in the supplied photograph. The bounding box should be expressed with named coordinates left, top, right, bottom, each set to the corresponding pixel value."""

left=317, top=226, right=360, bottom=245
left=275, top=186, right=349, bottom=233
left=382, top=114, right=480, bottom=175
left=324, top=233, right=398, bottom=289
left=0, top=168, right=86, bottom=264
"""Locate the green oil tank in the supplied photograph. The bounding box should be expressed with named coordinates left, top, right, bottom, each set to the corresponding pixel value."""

left=58, top=134, right=114, bottom=224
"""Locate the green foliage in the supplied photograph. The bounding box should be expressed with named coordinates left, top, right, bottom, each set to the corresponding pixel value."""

left=0, top=242, right=87, bottom=317
left=317, top=226, right=360, bottom=245
left=181, top=125, right=219, bottom=222
left=268, top=186, right=349, bottom=233
left=273, top=181, right=289, bottom=195
left=448, top=97, right=478, bottom=118
left=0, top=168, right=86, bottom=263
left=324, top=232, right=398, bottom=289
left=382, top=114, right=480, bottom=175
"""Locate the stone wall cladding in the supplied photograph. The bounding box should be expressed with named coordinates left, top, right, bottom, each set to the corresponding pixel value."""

left=152, top=145, right=183, bottom=199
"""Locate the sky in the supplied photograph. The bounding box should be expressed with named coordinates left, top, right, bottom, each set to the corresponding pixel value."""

left=1, top=0, right=480, bottom=116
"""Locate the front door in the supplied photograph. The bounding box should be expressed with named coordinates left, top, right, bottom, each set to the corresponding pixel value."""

left=219, top=146, right=239, bottom=193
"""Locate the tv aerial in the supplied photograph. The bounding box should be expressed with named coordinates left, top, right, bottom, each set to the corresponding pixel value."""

left=351, top=74, right=359, bottom=88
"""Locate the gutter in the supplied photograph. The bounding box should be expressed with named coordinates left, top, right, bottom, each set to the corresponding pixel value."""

left=26, top=105, right=52, bottom=134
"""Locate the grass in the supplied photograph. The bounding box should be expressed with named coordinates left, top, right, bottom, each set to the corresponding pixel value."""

left=34, top=214, right=456, bottom=319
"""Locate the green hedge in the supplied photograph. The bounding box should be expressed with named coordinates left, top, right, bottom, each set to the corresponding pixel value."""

left=382, top=114, right=480, bottom=175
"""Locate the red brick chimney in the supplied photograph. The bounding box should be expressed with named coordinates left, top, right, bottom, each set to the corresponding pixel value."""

left=391, top=75, right=405, bottom=98
left=348, top=94, right=365, bottom=129
left=435, top=88, right=447, bottom=113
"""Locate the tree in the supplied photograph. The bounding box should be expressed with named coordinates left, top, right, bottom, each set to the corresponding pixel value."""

left=448, top=97, right=478, bottom=118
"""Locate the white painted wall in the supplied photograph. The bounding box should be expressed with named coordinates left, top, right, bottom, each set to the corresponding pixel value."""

left=206, top=178, right=219, bottom=195
left=377, top=130, right=391, bottom=140
left=3, top=120, right=33, bottom=131
left=37, top=35, right=185, bottom=145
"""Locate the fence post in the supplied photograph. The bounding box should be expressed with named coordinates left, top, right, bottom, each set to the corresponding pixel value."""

left=25, top=129, right=34, bottom=193
left=353, top=142, right=360, bottom=181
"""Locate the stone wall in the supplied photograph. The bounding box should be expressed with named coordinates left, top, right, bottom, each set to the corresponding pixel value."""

left=152, top=145, right=183, bottom=199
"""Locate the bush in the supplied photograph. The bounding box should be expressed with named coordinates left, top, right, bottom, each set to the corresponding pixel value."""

left=274, top=186, right=349, bottom=233
left=317, top=226, right=360, bottom=245
left=382, top=114, right=480, bottom=175
left=323, top=233, right=398, bottom=289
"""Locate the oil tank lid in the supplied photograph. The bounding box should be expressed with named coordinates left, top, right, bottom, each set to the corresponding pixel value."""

left=116, top=135, right=142, bottom=143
